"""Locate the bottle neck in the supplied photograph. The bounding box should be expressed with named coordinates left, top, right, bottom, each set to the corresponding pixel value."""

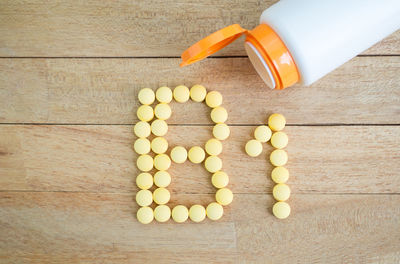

left=245, top=24, right=300, bottom=89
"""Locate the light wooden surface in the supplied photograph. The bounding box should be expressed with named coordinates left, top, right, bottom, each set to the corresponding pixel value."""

left=0, top=1, right=399, bottom=263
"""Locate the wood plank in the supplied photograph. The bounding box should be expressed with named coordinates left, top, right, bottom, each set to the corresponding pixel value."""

left=1, top=125, right=399, bottom=193
left=0, top=192, right=399, bottom=263
left=0, top=0, right=398, bottom=57
left=0, top=57, right=399, bottom=124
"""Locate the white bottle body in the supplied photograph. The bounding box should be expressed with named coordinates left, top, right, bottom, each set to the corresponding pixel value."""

left=260, top=0, right=400, bottom=85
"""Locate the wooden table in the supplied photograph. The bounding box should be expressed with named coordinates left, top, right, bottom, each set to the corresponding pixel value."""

left=1, top=1, right=399, bottom=263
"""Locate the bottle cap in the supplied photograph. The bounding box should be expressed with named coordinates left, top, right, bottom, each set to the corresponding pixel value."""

left=180, top=24, right=247, bottom=67
left=180, top=24, right=300, bottom=89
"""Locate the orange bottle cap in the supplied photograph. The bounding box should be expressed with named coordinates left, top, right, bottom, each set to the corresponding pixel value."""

left=180, top=24, right=247, bottom=67
left=180, top=24, right=299, bottom=89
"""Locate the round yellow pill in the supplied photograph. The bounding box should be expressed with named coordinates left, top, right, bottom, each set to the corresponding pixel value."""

left=271, top=167, right=289, bottom=184
left=210, top=106, right=228, bottom=124
left=138, top=88, right=155, bottom=105
left=205, top=91, right=223, bottom=108
left=151, top=137, right=168, bottom=154
left=154, top=154, right=171, bottom=171
left=213, top=123, right=230, bottom=141
left=190, top=84, right=207, bottom=102
left=172, top=205, right=189, bottom=223
left=272, top=201, right=291, bottom=219
left=206, top=202, right=223, bottom=221
left=189, top=204, right=206, bottom=222
left=137, top=206, right=154, bottom=224
left=137, top=105, right=154, bottom=122
left=134, top=121, right=151, bottom=138
left=136, top=189, right=153, bottom=206
left=273, top=183, right=291, bottom=201
left=151, top=119, right=168, bottom=137
left=204, top=156, right=222, bottom=173
left=216, top=188, right=233, bottom=206
left=211, top=171, right=229, bottom=188
left=154, top=103, right=172, bottom=120
left=153, top=187, right=170, bottom=205
left=134, top=138, right=151, bottom=155
left=271, top=131, right=288, bottom=149
left=154, top=171, right=171, bottom=187
left=270, top=149, right=288, bottom=166
left=156, top=86, right=173, bottom=103
left=136, top=172, right=153, bottom=190
left=154, top=205, right=171, bottom=222
left=205, top=138, right=222, bottom=156
left=188, top=146, right=205, bottom=164
left=173, top=85, right=190, bottom=103
left=245, top=139, right=263, bottom=157
left=170, top=146, right=187, bottom=163
left=268, top=113, right=286, bottom=131
left=254, top=125, right=272, bottom=143
left=136, top=154, right=153, bottom=172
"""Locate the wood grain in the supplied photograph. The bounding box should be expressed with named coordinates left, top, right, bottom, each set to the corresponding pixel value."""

left=0, top=0, right=398, bottom=57
left=1, top=57, right=399, bottom=124
left=1, top=192, right=399, bottom=263
left=1, top=125, right=399, bottom=194
left=1, top=1, right=399, bottom=262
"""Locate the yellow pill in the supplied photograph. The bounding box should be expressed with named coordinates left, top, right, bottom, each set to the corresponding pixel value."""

left=245, top=139, right=263, bottom=157
left=151, top=119, right=168, bottom=136
left=204, top=156, right=222, bottom=173
left=206, top=202, right=223, bottom=221
left=136, top=189, right=153, bottom=206
left=270, top=149, right=288, bottom=166
left=271, top=131, right=288, bottom=149
left=189, top=205, right=206, bottom=222
left=213, top=123, right=230, bottom=140
left=188, top=146, right=205, bottom=164
left=151, top=137, right=168, bottom=154
left=137, top=206, right=154, bottom=224
left=138, top=88, right=155, bottom=105
left=205, top=91, right=223, bottom=108
left=273, top=183, right=291, bottom=201
left=216, top=188, right=233, bottom=206
left=156, top=86, right=173, bottom=103
left=271, top=167, right=289, bottom=184
left=136, top=172, right=153, bottom=190
left=205, top=138, right=222, bottom=156
left=172, top=205, right=189, bottom=223
left=254, top=125, right=272, bottom=143
left=210, top=106, right=228, bottom=123
left=154, top=205, right=171, bottom=222
left=134, top=138, right=151, bottom=155
left=134, top=121, right=151, bottom=138
left=190, top=84, right=207, bottom=102
left=153, top=187, right=170, bottom=205
left=136, top=155, right=153, bottom=172
left=173, top=85, right=190, bottom=103
left=272, top=201, right=291, bottom=219
left=170, top=146, right=187, bottom=163
left=154, top=154, right=171, bottom=171
left=211, top=171, right=229, bottom=188
left=154, top=103, right=172, bottom=120
left=154, top=171, right=171, bottom=187
left=268, top=113, right=286, bottom=131
left=137, top=105, right=154, bottom=122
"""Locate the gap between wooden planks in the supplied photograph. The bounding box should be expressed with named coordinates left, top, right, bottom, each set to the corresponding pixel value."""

left=0, top=0, right=399, bottom=57
left=0, top=57, right=399, bottom=124
left=0, top=192, right=399, bottom=263
left=0, top=125, right=398, bottom=194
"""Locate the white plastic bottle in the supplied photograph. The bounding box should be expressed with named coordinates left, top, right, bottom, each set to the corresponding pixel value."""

left=181, top=0, right=400, bottom=90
